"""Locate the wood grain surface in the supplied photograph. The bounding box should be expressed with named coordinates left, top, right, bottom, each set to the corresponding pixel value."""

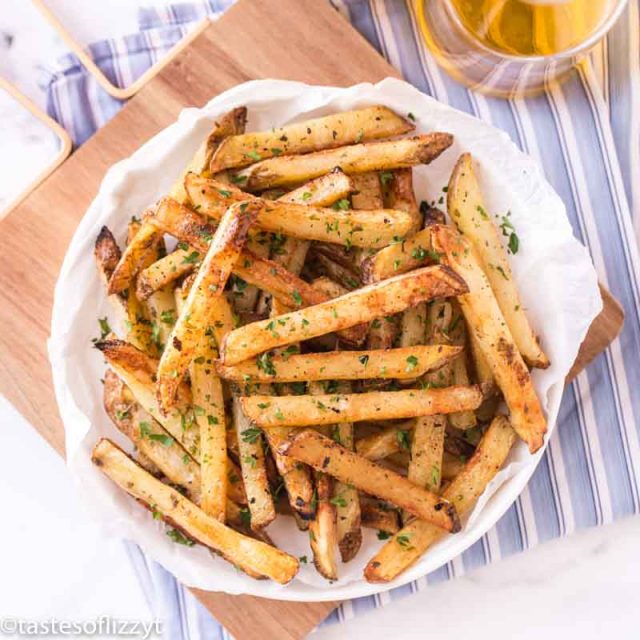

left=0, top=0, right=624, bottom=638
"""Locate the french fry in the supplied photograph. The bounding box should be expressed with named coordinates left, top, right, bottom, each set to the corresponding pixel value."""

left=171, top=107, right=247, bottom=203
left=277, top=430, right=460, bottom=532
left=217, top=345, right=462, bottom=383
left=245, top=385, right=483, bottom=428
left=385, top=168, right=422, bottom=232
left=360, top=500, right=401, bottom=535
left=136, top=248, right=198, bottom=300
left=210, top=106, right=414, bottom=172
left=233, top=133, right=454, bottom=191
left=355, top=421, right=415, bottom=461
left=308, top=250, right=361, bottom=290
left=327, top=381, right=362, bottom=563
left=433, top=226, right=547, bottom=453
left=279, top=168, right=355, bottom=207
left=107, top=109, right=246, bottom=296
left=185, top=174, right=415, bottom=249
left=309, top=470, right=339, bottom=580
left=361, top=227, right=438, bottom=283
left=92, top=439, right=299, bottom=583
left=103, top=370, right=201, bottom=503
left=96, top=338, right=200, bottom=458
left=446, top=302, right=477, bottom=430
left=148, top=200, right=363, bottom=345
left=364, top=415, right=516, bottom=582
left=94, top=226, right=128, bottom=326
left=351, top=172, right=384, bottom=210
left=232, top=394, right=276, bottom=530
left=190, top=332, right=227, bottom=522
left=407, top=415, right=446, bottom=494
left=447, top=153, right=549, bottom=368
left=157, top=201, right=259, bottom=411
left=221, top=264, right=468, bottom=365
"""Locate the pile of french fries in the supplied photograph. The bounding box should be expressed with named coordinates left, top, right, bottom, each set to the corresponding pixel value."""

left=92, top=104, right=548, bottom=585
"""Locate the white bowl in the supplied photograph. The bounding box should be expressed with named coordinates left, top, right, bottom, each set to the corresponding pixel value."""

left=49, top=78, right=601, bottom=601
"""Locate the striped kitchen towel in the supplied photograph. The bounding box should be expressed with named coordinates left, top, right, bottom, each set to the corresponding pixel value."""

left=43, top=0, right=640, bottom=636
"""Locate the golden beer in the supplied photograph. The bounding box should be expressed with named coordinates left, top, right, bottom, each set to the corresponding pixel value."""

left=416, top=0, right=628, bottom=96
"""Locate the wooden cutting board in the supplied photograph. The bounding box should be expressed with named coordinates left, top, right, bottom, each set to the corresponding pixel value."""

left=0, top=0, right=624, bottom=638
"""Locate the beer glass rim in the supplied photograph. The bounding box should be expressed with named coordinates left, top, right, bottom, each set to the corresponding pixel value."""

left=426, top=0, right=630, bottom=63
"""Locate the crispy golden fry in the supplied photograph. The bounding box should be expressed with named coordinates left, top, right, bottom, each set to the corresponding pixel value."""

left=186, top=174, right=415, bottom=249
left=447, top=303, right=477, bottom=431
left=469, top=328, right=494, bottom=384
left=408, top=415, right=446, bottom=493
left=221, top=264, right=468, bottom=365
left=326, top=382, right=362, bottom=563
left=107, top=219, right=160, bottom=296
left=103, top=370, right=201, bottom=503
left=136, top=249, right=197, bottom=300
left=92, top=439, right=299, bottom=583
left=278, top=430, right=460, bottom=532
left=94, top=226, right=128, bottom=322
left=233, top=133, right=454, bottom=191
left=280, top=168, right=355, bottom=206
left=386, top=168, right=422, bottom=230
left=243, top=385, right=483, bottom=428
left=309, top=470, right=339, bottom=580
left=108, top=110, right=246, bottom=296
left=433, top=226, right=547, bottom=452
left=96, top=338, right=200, bottom=457
left=171, top=107, right=247, bottom=203
left=351, top=172, right=384, bottom=210
left=232, top=394, right=276, bottom=530
left=355, top=421, right=414, bottom=461
left=361, top=227, right=438, bottom=283
left=308, top=250, right=361, bottom=290
left=448, top=154, right=549, bottom=368
left=210, top=106, right=414, bottom=172
left=145, top=286, right=176, bottom=350
left=399, top=304, right=426, bottom=350
left=217, top=345, right=461, bottom=384
left=364, top=415, right=516, bottom=582
left=157, top=201, right=258, bottom=411
left=190, top=335, right=227, bottom=521
left=360, top=500, right=401, bottom=535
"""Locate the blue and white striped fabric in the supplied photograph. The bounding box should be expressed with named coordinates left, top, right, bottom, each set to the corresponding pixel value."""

left=43, top=1, right=640, bottom=636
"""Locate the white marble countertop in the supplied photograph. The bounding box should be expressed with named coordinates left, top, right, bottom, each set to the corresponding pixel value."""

left=1, top=2, right=639, bottom=638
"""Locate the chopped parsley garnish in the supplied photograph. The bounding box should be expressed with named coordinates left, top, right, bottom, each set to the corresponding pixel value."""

left=274, top=408, right=285, bottom=421
left=330, top=495, right=348, bottom=507
left=160, top=309, right=175, bottom=324
left=246, top=150, right=262, bottom=161
left=241, top=428, right=262, bottom=444
left=411, top=245, right=427, bottom=260
left=499, top=213, right=519, bottom=254
left=302, top=191, right=312, bottom=201
left=148, top=433, right=174, bottom=446
left=256, top=352, right=276, bottom=376
left=396, top=430, right=411, bottom=450
left=291, top=290, right=303, bottom=306
left=396, top=534, right=412, bottom=549
left=496, top=265, right=509, bottom=280
left=98, top=317, right=111, bottom=340
left=166, top=528, right=195, bottom=546
left=332, top=198, right=350, bottom=211
left=217, top=188, right=232, bottom=198
left=230, top=174, right=248, bottom=184
left=207, top=415, right=219, bottom=425
left=407, top=112, right=416, bottom=121
left=182, top=251, right=200, bottom=264
left=476, top=204, right=489, bottom=220
left=405, top=355, right=419, bottom=372
left=377, top=530, right=391, bottom=540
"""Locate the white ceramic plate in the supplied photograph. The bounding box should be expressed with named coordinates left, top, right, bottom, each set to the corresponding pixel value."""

left=49, top=78, right=601, bottom=601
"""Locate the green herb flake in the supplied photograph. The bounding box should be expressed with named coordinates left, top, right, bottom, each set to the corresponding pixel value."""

left=256, top=352, right=276, bottom=376
left=98, top=317, right=111, bottom=339
left=396, top=430, right=411, bottom=450
left=241, top=428, right=262, bottom=444
left=405, top=355, right=419, bottom=372
left=246, top=150, right=262, bottom=161
left=377, top=530, right=391, bottom=540
left=166, top=528, right=195, bottom=546
left=292, top=290, right=303, bottom=306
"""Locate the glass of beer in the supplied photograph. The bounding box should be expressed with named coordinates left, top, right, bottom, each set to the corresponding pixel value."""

left=416, top=0, right=629, bottom=97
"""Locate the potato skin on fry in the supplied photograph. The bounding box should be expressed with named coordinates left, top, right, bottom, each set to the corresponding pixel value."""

left=364, top=415, right=516, bottom=583
left=433, top=226, right=547, bottom=453
left=220, top=264, right=469, bottom=365
left=157, top=201, right=259, bottom=412
left=233, top=133, right=454, bottom=191
left=92, top=439, right=299, bottom=584
left=447, top=153, right=549, bottom=368
left=241, top=385, right=483, bottom=427
left=216, top=345, right=462, bottom=383
left=210, top=106, right=414, bottom=171
left=277, top=430, right=460, bottom=533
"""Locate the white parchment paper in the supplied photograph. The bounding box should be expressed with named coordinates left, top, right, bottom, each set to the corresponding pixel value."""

left=49, top=79, right=602, bottom=601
